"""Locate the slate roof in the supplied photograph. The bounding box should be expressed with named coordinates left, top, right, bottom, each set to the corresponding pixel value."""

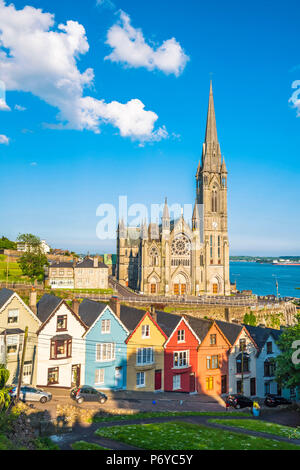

left=50, top=262, right=74, bottom=268
left=216, top=320, right=244, bottom=345
left=75, top=258, right=108, bottom=269
left=243, top=324, right=283, bottom=353
left=0, top=328, right=24, bottom=335
left=78, top=299, right=108, bottom=328
left=0, top=288, right=14, bottom=310
left=37, top=294, right=62, bottom=323
left=184, top=316, right=214, bottom=342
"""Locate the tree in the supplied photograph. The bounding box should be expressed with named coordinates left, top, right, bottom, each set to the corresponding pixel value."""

left=0, top=237, right=16, bottom=250
left=16, top=233, right=42, bottom=253
left=0, top=365, right=11, bottom=411
left=275, top=316, right=300, bottom=390
left=18, top=252, right=49, bottom=281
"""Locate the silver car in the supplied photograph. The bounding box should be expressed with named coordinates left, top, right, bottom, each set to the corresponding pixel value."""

left=9, top=386, right=52, bottom=404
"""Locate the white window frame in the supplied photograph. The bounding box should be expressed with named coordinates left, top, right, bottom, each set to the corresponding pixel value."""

left=136, top=372, right=145, bottom=388
left=95, top=369, right=105, bottom=385
left=173, top=374, right=181, bottom=390
left=8, top=309, right=19, bottom=324
left=101, top=319, right=111, bottom=334
left=173, top=350, right=189, bottom=369
left=7, top=335, right=19, bottom=355
left=177, top=329, right=185, bottom=343
left=96, top=343, right=116, bottom=362
left=136, top=347, right=154, bottom=365
left=142, top=325, right=150, bottom=339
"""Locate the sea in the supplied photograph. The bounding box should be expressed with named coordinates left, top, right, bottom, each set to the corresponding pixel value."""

left=230, top=262, right=300, bottom=298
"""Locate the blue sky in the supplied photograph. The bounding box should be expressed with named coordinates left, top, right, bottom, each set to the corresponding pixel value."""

left=0, top=0, right=299, bottom=255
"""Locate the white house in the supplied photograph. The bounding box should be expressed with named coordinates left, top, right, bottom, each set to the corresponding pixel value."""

left=17, top=239, right=51, bottom=254
left=36, top=295, right=87, bottom=388
left=245, top=325, right=282, bottom=397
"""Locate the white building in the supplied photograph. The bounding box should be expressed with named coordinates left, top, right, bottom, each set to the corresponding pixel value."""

left=17, top=239, right=51, bottom=254
left=36, top=295, right=87, bottom=388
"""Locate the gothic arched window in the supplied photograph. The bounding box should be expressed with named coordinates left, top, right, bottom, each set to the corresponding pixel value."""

left=212, top=188, right=218, bottom=213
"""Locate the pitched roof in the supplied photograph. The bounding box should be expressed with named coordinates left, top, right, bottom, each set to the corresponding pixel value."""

left=78, top=299, right=108, bottom=327
left=155, top=311, right=182, bottom=337
left=75, top=258, right=108, bottom=269
left=0, top=328, right=24, bottom=335
left=185, top=316, right=214, bottom=342
left=50, top=262, right=73, bottom=268
left=37, top=294, right=62, bottom=323
left=216, top=320, right=244, bottom=346
left=0, top=288, right=14, bottom=310
left=243, top=324, right=283, bottom=353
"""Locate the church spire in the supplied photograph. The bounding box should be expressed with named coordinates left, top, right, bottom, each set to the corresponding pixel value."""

left=205, top=81, right=218, bottom=145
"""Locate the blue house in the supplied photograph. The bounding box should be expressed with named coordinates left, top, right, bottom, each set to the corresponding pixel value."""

left=79, top=298, right=129, bottom=390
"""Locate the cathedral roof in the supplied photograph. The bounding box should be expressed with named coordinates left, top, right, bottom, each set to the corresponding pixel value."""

left=205, top=81, right=218, bottom=146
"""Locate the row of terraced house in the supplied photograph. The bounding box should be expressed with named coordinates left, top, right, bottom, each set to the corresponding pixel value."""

left=0, top=287, right=298, bottom=401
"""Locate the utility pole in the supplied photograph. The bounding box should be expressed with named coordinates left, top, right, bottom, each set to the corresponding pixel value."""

left=16, top=327, right=28, bottom=403
left=6, top=256, right=9, bottom=288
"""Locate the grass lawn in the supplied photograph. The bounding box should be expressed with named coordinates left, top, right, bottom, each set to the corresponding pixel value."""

left=95, top=421, right=300, bottom=450
left=0, top=261, right=31, bottom=283
left=92, top=410, right=252, bottom=423
left=71, top=441, right=109, bottom=450
left=209, top=419, right=300, bottom=439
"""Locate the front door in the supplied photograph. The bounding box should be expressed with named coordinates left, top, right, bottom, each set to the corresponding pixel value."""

left=181, top=284, right=186, bottom=295
left=221, top=375, right=227, bottom=394
left=250, top=378, right=256, bottom=396
left=72, top=365, right=81, bottom=388
left=213, top=284, right=218, bottom=294
left=174, top=284, right=180, bottom=295
left=151, top=284, right=157, bottom=294
left=190, top=373, right=196, bottom=393
left=155, top=370, right=162, bottom=391
left=115, top=367, right=123, bottom=389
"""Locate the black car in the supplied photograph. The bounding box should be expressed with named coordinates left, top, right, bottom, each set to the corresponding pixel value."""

left=225, top=394, right=254, bottom=409
left=70, top=385, right=108, bottom=405
left=264, top=394, right=292, bottom=408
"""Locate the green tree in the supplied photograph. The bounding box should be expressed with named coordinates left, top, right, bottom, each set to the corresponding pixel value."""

left=0, top=365, right=11, bottom=411
left=16, top=233, right=42, bottom=253
left=18, top=252, right=49, bottom=281
left=243, top=311, right=257, bottom=326
left=275, top=316, right=300, bottom=389
left=0, top=237, right=16, bottom=250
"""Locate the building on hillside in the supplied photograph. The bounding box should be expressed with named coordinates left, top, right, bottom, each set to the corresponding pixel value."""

left=74, top=257, right=108, bottom=290
left=0, top=288, right=40, bottom=386
left=17, top=240, right=51, bottom=254
left=47, top=257, right=109, bottom=290
left=36, top=295, right=87, bottom=388
left=78, top=298, right=129, bottom=390
left=117, top=82, right=230, bottom=296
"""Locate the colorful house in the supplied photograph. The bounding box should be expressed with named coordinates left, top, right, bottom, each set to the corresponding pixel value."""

left=36, top=295, right=87, bottom=388
left=164, top=316, right=202, bottom=393
left=0, top=288, right=41, bottom=386
left=78, top=299, right=129, bottom=390
left=216, top=320, right=258, bottom=397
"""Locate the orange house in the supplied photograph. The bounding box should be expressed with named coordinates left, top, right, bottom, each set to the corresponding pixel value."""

left=196, top=321, right=231, bottom=395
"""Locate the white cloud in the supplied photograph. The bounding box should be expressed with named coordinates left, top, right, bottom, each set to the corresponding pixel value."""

left=0, top=1, right=167, bottom=143
left=96, top=0, right=115, bottom=10
left=0, top=134, right=9, bottom=144
left=105, top=11, right=189, bottom=76
left=0, top=97, right=10, bottom=110
left=289, top=80, right=300, bottom=116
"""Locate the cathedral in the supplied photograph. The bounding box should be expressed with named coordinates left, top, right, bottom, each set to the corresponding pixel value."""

left=116, top=83, right=230, bottom=296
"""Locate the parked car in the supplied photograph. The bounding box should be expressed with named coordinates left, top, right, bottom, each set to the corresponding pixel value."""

left=264, top=394, right=292, bottom=408
left=8, top=386, right=52, bottom=404
left=70, top=386, right=108, bottom=405
left=225, top=394, right=254, bottom=409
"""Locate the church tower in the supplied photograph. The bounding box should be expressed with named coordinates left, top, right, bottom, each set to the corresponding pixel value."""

left=196, top=82, right=230, bottom=295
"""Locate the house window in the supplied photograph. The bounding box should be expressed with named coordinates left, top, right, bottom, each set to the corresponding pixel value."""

left=96, top=343, right=116, bottom=362
left=48, top=367, right=59, bottom=385
left=264, top=359, right=275, bottom=377
left=210, top=334, right=217, bottom=345
left=8, top=309, right=19, bottom=324
left=137, top=348, right=154, bottom=365
left=173, top=351, right=189, bottom=368
left=101, top=319, right=111, bottom=334
left=266, top=341, right=273, bottom=354
left=177, top=330, right=185, bottom=343
left=264, top=382, right=271, bottom=396
left=95, top=369, right=105, bottom=385
left=142, top=325, right=150, bottom=338
left=173, top=375, right=181, bottom=390
left=57, top=315, right=67, bottom=331
left=50, top=338, right=72, bottom=359
left=206, top=377, right=214, bottom=391
left=236, top=353, right=250, bottom=373
left=207, top=355, right=219, bottom=370
left=136, top=372, right=145, bottom=388
left=7, top=335, right=19, bottom=355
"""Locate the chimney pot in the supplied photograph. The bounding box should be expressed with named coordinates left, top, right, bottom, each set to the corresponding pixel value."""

left=94, top=257, right=99, bottom=268
left=72, top=300, right=80, bottom=316
left=29, top=288, right=37, bottom=314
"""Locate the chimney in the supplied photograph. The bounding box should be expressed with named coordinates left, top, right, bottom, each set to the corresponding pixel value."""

left=72, top=299, right=80, bottom=316
left=29, top=288, right=37, bottom=314
left=150, top=305, right=157, bottom=323
left=109, top=296, right=120, bottom=318
left=93, top=257, right=99, bottom=268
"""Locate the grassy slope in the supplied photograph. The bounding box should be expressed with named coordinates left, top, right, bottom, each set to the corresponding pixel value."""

left=209, top=419, right=300, bottom=439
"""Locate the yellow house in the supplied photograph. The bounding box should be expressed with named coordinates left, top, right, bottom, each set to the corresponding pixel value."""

left=0, top=288, right=41, bottom=386
left=125, top=311, right=167, bottom=392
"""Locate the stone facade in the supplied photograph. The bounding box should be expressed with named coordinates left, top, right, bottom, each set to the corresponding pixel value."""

left=48, top=257, right=109, bottom=290
left=117, top=83, right=230, bottom=296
